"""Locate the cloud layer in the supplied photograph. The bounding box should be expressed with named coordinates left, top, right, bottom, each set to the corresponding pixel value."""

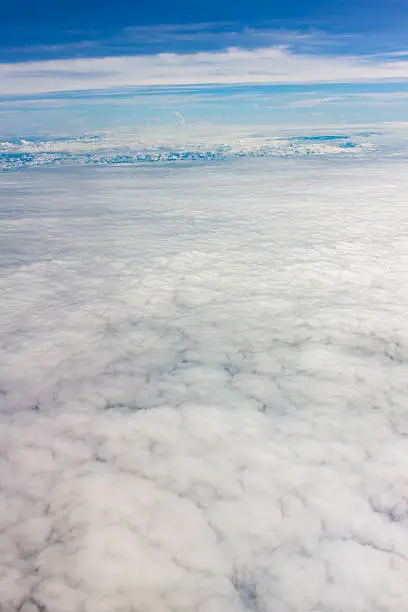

left=3, top=45, right=408, bottom=96
left=1, top=155, right=408, bottom=611
left=0, top=129, right=373, bottom=169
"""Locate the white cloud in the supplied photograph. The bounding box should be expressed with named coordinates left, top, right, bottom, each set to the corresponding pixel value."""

left=286, top=90, right=408, bottom=109
left=284, top=91, right=408, bottom=108
left=1, top=152, right=408, bottom=611
left=0, top=126, right=379, bottom=168
left=2, top=46, right=408, bottom=96
left=379, top=50, right=408, bottom=57
left=288, top=95, right=345, bottom=108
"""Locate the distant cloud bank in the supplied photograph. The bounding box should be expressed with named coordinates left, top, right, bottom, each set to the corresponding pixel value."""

left=3, top=45, right=408, bottom=97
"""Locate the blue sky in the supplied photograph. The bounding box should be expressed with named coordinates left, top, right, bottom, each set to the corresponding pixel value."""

left=2, top=0, right=408, bottom=134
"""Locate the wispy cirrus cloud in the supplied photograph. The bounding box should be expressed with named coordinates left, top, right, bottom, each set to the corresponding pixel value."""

left=3, top=46, right=408, bottom=97
left=0, top=24, right=350, bottom=62
left=288, top=96, right=345, bottom=108
left=286, top=90, right=408, bottom=108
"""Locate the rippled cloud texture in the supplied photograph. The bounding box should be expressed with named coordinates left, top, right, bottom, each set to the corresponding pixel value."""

left=1, top=156, right=408, bottom=611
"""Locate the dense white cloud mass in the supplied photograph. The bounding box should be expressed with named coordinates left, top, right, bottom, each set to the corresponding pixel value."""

left=1, top=157, right=408, bottom=611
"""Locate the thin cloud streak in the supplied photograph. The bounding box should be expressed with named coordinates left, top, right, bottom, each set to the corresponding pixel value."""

left=286, top=91, right=408, bottom=108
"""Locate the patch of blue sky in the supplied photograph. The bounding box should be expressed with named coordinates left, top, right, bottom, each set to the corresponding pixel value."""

left=3, top=27, right=408, bottom=65
left=2, top=0, right=408, bottom=55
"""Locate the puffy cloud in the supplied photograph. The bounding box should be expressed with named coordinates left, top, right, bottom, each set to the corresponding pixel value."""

left=1, top=153, right=408, bottom=611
